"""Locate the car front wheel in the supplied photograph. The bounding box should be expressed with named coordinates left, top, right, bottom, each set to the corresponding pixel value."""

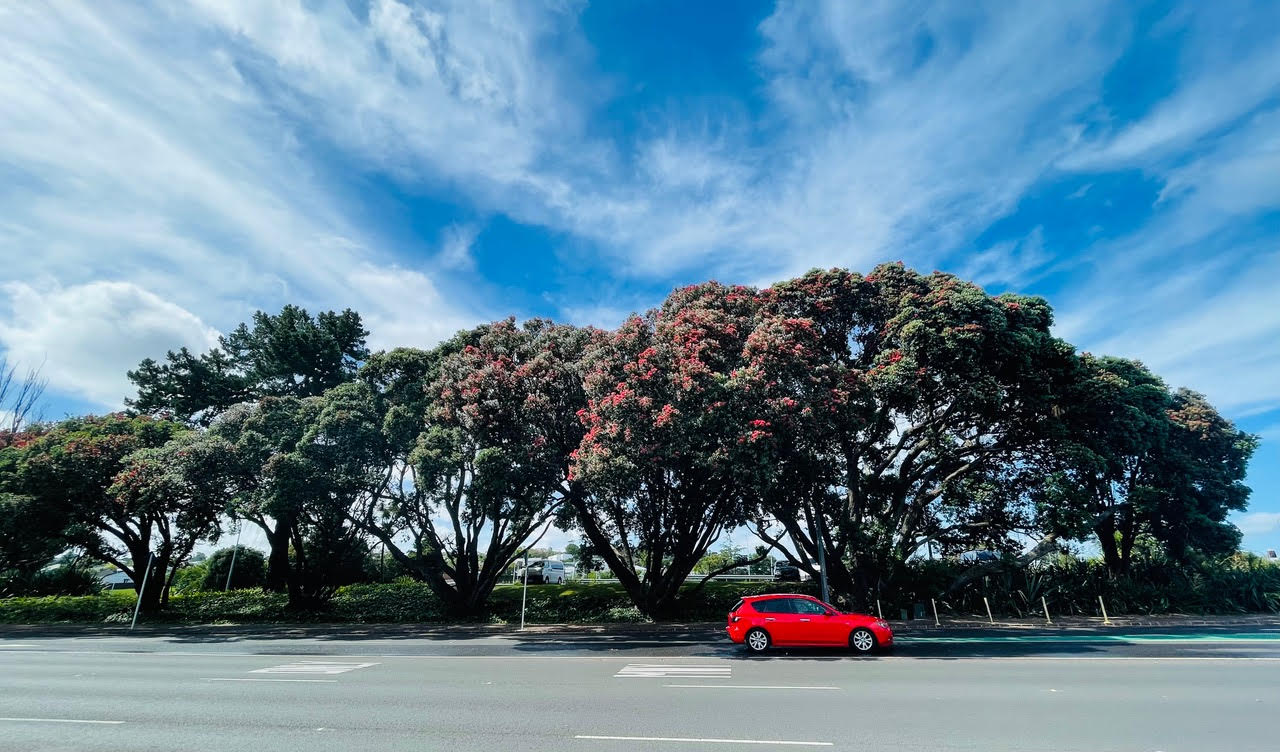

left=849, top=628, right=877, bottom=654
left=745, top=628, right=771, bottom=654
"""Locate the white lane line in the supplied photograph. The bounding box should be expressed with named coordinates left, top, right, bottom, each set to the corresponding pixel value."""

left=0, top=717, right=125, bottom=725
left=575, top=735, right=831, bottom=747
left=978, top=656, right=1280, bottom=662
left=251, top=661, right=379, bottom=675
left=663, top=685, right=840, bottom=690
left=0, top=644, right=39, bottom=648
left=615, top=663, right=731, bottom=678
left=201, top=678, right=337, bottom=683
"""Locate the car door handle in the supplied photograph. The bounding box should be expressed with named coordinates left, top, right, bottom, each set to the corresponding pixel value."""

left=764, top=618, right=776, bottom=622
left=798, top=618, right=810, bottom=622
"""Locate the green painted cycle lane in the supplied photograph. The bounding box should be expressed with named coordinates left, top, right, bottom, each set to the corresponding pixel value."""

left=898, top=632, right=1280, bottom=643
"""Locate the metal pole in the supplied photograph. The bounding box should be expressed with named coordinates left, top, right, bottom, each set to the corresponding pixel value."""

left=984, top=596, right=994, bottom=624
left=519, top=550, right=529, bottom=631
left=1098, top=595, right=1111, bottom=625
left=1042, top=596, right=1052, bottom=625
left=876, top=599, right=883, bottom=620
left=816, top=516, right=829, bottom=605
left=224, top=523, right=243, bottom=592
left=130, top=551, right=155, bottom=631
left=931, top=598, right=940, bottom=627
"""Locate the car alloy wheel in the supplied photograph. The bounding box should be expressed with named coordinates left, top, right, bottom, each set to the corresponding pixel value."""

left=849, top=628, right=876, bottom=653
left=745, top=628, right=770, bottom=654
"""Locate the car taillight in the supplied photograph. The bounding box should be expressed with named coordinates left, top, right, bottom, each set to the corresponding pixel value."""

left=731, top=615, right=740, bottom=623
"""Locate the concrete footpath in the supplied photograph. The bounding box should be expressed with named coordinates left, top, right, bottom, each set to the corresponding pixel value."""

left=2, top=612, right=1278, bottom=645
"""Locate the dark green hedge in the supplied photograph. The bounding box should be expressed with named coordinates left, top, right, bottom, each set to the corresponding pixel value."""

left=0, top=580, right=817, bottom=625
left=888, top=554, right=1280, bottom=618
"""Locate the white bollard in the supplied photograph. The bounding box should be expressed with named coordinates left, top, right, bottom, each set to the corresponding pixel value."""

left=931, top=598, right=940, bottom=627
left=1042, top=596, right=1052, bottom=625
left=984, top=596, right=994, bottom=624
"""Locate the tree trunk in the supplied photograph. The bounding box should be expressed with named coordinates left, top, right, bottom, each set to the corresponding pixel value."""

left=1095, top=514, right=1123, bottom=574
left=130, top=546, right=166, bottom=614
left=263, top=518, right=292, bottom=593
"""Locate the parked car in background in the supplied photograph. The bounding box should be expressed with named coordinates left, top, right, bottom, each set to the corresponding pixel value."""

left=775, top=563, right=803, bottom=581
left=514, top=558, right=565, bottom=584
left=774, top=561, right=818, bottom=582
left=726, top=593, right=893, bottom=655
left=99, top=570, right=135, bottom=591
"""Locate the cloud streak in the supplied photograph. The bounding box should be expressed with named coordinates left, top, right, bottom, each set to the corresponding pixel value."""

left=1, top=0, right=1278, bottom=427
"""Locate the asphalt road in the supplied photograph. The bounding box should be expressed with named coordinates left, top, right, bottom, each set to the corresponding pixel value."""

left=3, top=626, right=1278, bottom=751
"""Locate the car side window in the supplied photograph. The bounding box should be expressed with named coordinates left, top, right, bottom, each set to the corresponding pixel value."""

left=791, top=599, right=827, bottom=615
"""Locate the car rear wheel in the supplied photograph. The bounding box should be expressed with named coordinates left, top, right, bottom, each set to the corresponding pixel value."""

left=849, top=628, right=877, bottom=654
left=745, top=628, right=771, bottom=654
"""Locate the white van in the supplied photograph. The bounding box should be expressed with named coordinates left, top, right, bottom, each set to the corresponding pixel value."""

left=515, top=558, right=565, bottom=584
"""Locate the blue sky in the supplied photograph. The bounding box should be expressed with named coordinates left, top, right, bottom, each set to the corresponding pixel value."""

left=1, top=0, right=1278, bottom=553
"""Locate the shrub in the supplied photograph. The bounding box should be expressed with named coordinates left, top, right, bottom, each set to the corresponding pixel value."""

left=172, top=564, right=208, bottom=595
left=329, top=580, right=448, bottom=622
left=24, top=564, right=101, bottom=597
left=201, top=546, right=267, bottom=591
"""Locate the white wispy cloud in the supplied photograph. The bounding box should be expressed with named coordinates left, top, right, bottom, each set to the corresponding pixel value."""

left=2, top=0, right=1279, bottom=425
left=437, top=224, right=479, bottom=272
left=0, top=0, right=486, bottom=407
left=1236, top=512, right=1280, bottom=537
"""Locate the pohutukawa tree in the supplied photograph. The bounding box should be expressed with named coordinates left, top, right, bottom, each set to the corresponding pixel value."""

left=742, top=264, right=1078, bottom=605
left=201, top=396, right=371, bottom=609
left=1037, top=356, right=1257, bottom=573
left=344, top=320, right=595, bottom=617
left=568, top=283, right=773, bottom=619
left=12, top=414, right=221, bottom=612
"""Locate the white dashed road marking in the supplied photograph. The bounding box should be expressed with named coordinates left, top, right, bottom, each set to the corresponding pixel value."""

left=614, top=664, right=731, bottom=678
left=250, top=661, right=379, bottom=675
left=574, top=734, right=831, bottom=746
left=0, top=717, right=125, bottom=725
left=202, top=677, right=337, bottom=683
left=663, top=685, right=839, bottom=690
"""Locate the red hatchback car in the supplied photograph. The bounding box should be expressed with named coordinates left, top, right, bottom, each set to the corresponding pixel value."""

left=726, top=594, right=893, bottom=654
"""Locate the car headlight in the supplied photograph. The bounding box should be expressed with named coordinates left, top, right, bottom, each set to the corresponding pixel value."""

left=874, top=619, right=889, bottom=629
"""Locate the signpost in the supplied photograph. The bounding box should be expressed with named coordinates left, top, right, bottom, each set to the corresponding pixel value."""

left=224, top=523, right=242, bottom=591
left=519, top=550, right=530, bottom=631
left=816, top=516, right=830, bottom=605
left=130, top=551, right=155, bottom=631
